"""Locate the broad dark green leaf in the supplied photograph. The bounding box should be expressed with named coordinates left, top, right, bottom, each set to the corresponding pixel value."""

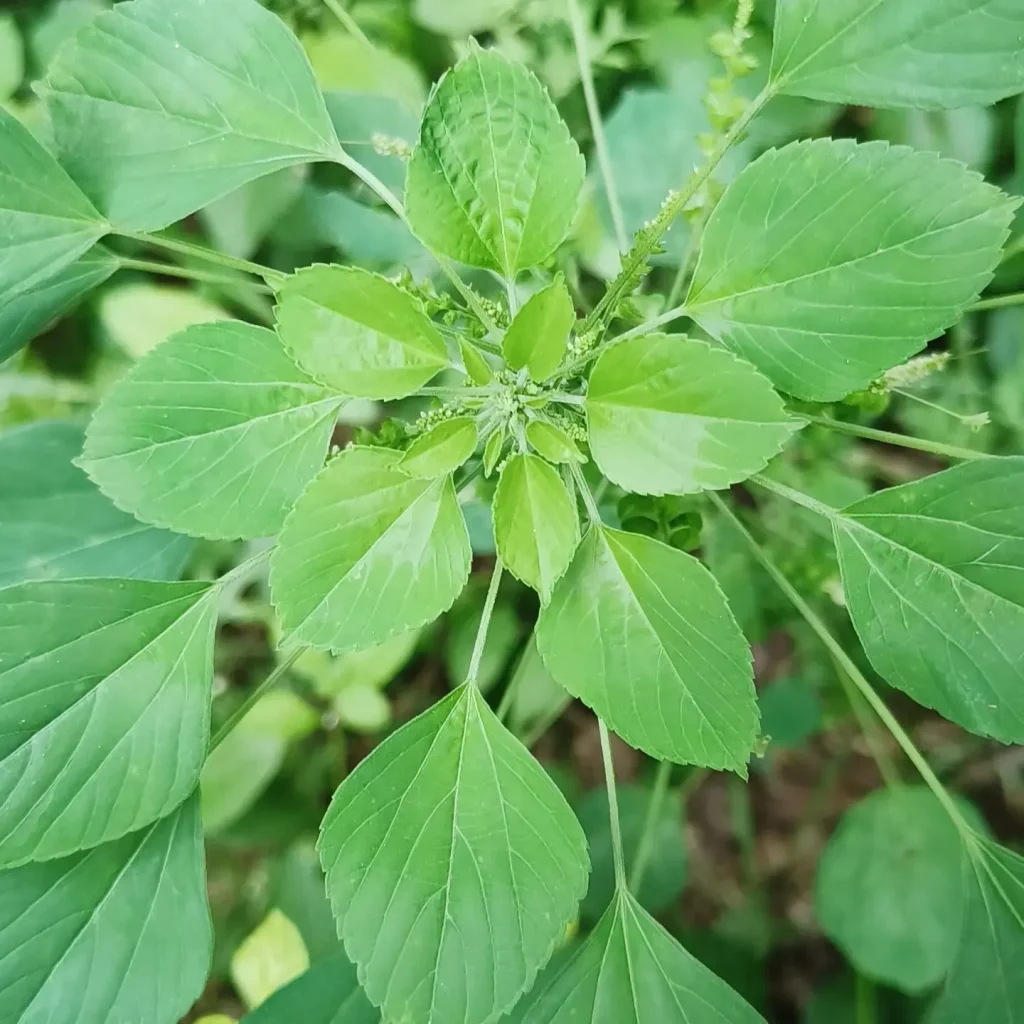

left=271, top=446, right=471, bottom=652
left=0, top=107, right=108, bottom=312
left=42, top=0, right=339, bottom=231
left=0, top=420, right=191, bottom=586
left=522, top=889, right=764, bottom=1024
left=81, top=321, right=343, bottom=540
left=503, top=278, right=574, bottom=381
left=834, top=458, right=1024, bottom=744
left=399, top=417, right=478, bottom=478
left=0, top=577, right=216, bottom=866
left=537, top=526, right=758, bottom=771
left=319, top=684, right=589, bottom=1024
left=0, top=797, right=212, bottom=1024
left=770, top=0, right=1024, bottom=109
left=494, top=454, right=579, bottom=603
left=406, top=49, right=585, bottom=276
left=276, top=265, right=448, bottom=400
left=687, top=139, right=1015, bottom=400
left=586, top=335, right=797, bottom=495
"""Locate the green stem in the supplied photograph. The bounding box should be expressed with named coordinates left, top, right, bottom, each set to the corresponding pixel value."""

left=321, top=0, right=373, bottom=50
left=666, top=204, right=710, bottom=309
left=971, top=290, right=1024, bottom=311
left=417, top=385, right=493, bottom=400
left=570, top=461, right=602, bottom=523
left=831, top=660, right=902, bottom=789
left=598, top=718, right=628, bottom=890
left=567, top=302, right=688, bottom=373
left=801, top=413, right=989, bottom=461
left=116, top=256, right=275, bottom=293
left=750, top=473, right=836, bottom=519
left=466, top=560, right=504, bottom=687
left=629, top=759, right=672, bottom=892
left=999, top=235, right=1024, bottom=265
left=118, top=229, right=286, bottom=285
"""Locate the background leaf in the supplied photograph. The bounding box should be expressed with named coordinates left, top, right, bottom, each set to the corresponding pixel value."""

left=231, top=909, right=310, bottom=1010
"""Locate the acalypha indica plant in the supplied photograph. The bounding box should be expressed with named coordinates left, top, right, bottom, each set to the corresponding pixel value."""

left=0, top=0, right=1023, bottom=1021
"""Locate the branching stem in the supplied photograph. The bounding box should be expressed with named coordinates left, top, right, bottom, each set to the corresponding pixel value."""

left=116, top=256, right=275, bottom=293
left=118, top=229, right=286, bottom=285
left=800, top=413, right=989, bottom=461
left=629, top=759, right=671, bottom=892
left=466, top=560, right=504, bottom=688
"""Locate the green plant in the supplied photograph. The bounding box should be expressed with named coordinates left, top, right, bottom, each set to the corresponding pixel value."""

left=1, top=0, right=1024, bottom=1022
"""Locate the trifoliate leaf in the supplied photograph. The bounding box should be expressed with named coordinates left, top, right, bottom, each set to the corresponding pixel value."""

left=586, top=335, right=797, bottom=495
left=526, top=421, right=586, bottom=464
left=319, top=684, right=589, bottom=1024
left=81, top=321, right=343, bottom=540
left=271, top=446, right=471, bottom=652
left=41, top=0, right=339, bottom=230
left=0, top=797, right=211, bottom=1024
left=231, top=910, right=310, bottom=1010
left=0, top=578, right=216, bottom=866
left=503, top=277, right=575, bottom=381
left=399, top=417, right=478, bottom=478
left=275, top=265, right=448, bottom=400
left=406, top=49, right=585, bottom=276
left=537, top=526, right=757, bottom=770
left=494, top=454, right=580, bottom=603
left=687, top=139, right=1016, bottom=400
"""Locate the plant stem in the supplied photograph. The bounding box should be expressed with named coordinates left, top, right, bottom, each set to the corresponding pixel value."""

left=750, top=473, right=837, bottom=519
left=666, top=204, right=710, bottom=309
left=116, top=256, right=276, bottom=293
left=708, top=493, right=979, bottom=843
left=567, top=0, right=627, bottom=252
left=209, top=646, right=305, bottom=751
left=831, top=660, right=902, bottom=789
left=418, top=385, right=493, bottom=398
left=629, top=759, right=672, bottom=892
left=321, top=0, right=373, bottom=50
left=567, top=301, right=689, bottom=372
left=971, top=290, right=1024, bottom=311
left=598, top=718, right=628, bottom=890
left=999, top=235, right=1024, bottom=265
left=466, top=560, right=504, bottom=687
left=570, top=461, right=602, bottom=523
left=118, top=229, right=286, bottom=285
left=800, top=413, right=990, bottom=461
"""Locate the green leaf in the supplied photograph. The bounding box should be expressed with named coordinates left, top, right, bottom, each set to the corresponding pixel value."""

left=400, top=417, right=478, bottom=478
left=460, top=337, right=494, bottom=385
left=271, top=446, right=471, bottom=652
left=232, top=910, right=310, bottom=1010
left=81, top=321, right=343, bottom=540
left=494, top=454, right=580, bottom=603
left=406, top=49, right=585, bottom=276
left=931, top=841, right=1024, bottom=1024
left=833, top=457, right=1024, bottom=744
left=815, top=787, right=971, bottom=993
left=757, top=678, right=822, bottom=749
left=318, top=683, right=589, bottom=1024
left=537, top=526, right=757, bottom=770
left=0, top=15, right=22, bottom=101
left=484, top=429, right=505, bottom=476
left=586, top=335, right=797, bottom=495
left=270, top=839, right=342, bottom=964
left=275, top=265, right=448, bottom=400
left=770, top=0, right=1024, bottom=109
left=241, top=952, right=379, bottom=1024
left=0, top=796, right=212, bottom=1024
left=413, top=0, right=517, bottom=36
left=687, top=139, right=1016, bottom=400
left=521, top=889, right=764, bottom=1024
left=0, top=577, right=216, bottom=866
left=503, top=278, right=574, bottom=380
left=0, top=107, right=107, bottom=311
left=41, top=0, right=339, bottom=231
left=0, top=420, right=192, bottom=586
left=526, top=421, right=586, bottom=464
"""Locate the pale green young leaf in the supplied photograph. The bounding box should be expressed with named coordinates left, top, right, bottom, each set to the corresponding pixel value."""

left=400, top=417, right=478, bottom=478
left=834, top=458, right=1024, bottom=744
left=406, top=49, right=585, bottom=276
left=522, top=889, right=765, bottom=1024
left=494, top=454, right=579, bottom=603
left=81, top=321, right=343, bottom=540
left=0, top=14, right=23, bottom=100
left=687, top=139, right=1015, bottom=400
left=270, top=446, right=471, bottom=652
left=503, top=277, right=574, bottom=381
left=770, top=0, right=1024, bottom=110
left=526, top=421, right=586, bottom=465
left=586, top=335, right=797, bottom=495
left=0, top=420, right=191, bottom=586
left=275, top=265, right=448, bottom=400
left=41, top=0, right=339, bottom=231
left=484, top=429, right=505, bottom=476
left=537, top=526, right=757, bottom=770
left=232, top=910, right=310, bottom=1010
left=460, top=337, right=494, bottom=385
left=815, top=787, right=972, bottom=993
left=0, top=797, right=211, bottom=1024
left=0, top=578, right=216, bottom=867
left=0, top=107, right=107, bottom=311
left=319, top=683, right=589, bottom=1024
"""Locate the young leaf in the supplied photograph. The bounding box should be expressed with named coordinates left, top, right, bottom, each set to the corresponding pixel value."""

left=483, top=429, right=505, bottom=476
left=275, top=266, right=448, bottom=400
left=494, top=454, right=580, bottom=603
left=521, top=889, right=765, bottom=1024
left=0, top=420, right=191, bottom=586
left=526, top=421, right=586, bottom=464
left=460, top=337, right=494, bottom=385
left=0, top=107, right=108, bottom=310
left=405, top=48, right=585, bottom=276
left=81, top=321, right=343, bottom=540
left=318, top=684, right=589, bottom=1024
left=41, top=0, right=339, bottom=231
left=503, top=277, right=575, bottom=381
left=833, top=457, right=1024, bottom=744
left=231, top=909, right=310, bottom=1009
left=770, top=0, right=1024, bottom=110
left=0, top=578, right=217, bottom=866
left=687, top=139, right=1015, bottom=400
left=536, top=526, right=758, bottom=771
left=0, top=797, right=212, bottom=1024
left=815, top=787, right=971, bottom=993
left=586, top=335, right=797, bottom=495
left=270, top=447, right=471, bottom=652
left=399, top=417, right=478, bottom=478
